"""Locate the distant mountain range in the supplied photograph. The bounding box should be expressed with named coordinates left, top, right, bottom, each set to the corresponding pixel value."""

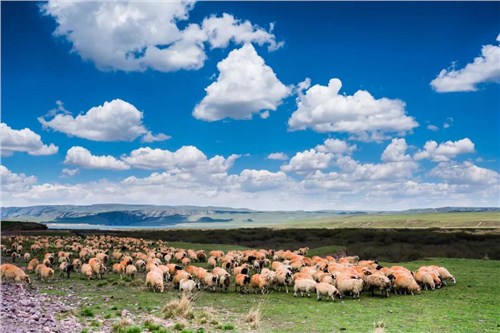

left=1, top=204, right=498, bottom=228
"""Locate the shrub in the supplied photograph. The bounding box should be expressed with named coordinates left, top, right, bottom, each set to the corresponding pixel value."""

left=80, top=308, right=94, bottom=317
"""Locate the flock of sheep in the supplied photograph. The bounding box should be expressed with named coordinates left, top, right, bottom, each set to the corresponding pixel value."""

left=0, top=235, right=456, bottom=302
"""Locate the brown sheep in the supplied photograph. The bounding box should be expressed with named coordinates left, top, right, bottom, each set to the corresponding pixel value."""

left=125, top=265, right=137, bottom=279
left=37, top=266, right=54, bottom=282
left=146, top=270, right=164, bottom=293
left=234, top=274, right=251, bottom=293
left=0, top=264, right=31, bottom=284
left=27, top=258, right=40, bottom=272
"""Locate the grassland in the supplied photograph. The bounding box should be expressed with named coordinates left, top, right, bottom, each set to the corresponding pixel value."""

left=282, top=211, right=500, bottom=229
left=2, top=240, right=498, bottom=333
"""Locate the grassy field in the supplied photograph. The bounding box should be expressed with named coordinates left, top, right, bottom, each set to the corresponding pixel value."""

left=4, top=241, right=498, bottom=333
left=283, top=211, right=500, bottom=229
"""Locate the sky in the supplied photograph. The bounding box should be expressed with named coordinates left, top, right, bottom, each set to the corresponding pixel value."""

left=1, top=1, right=500, bottom=210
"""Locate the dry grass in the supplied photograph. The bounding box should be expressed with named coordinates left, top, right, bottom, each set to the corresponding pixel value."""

left=373, top=321, right=385, bottom=333
left=162, top=294, right=194, bottom=320
left=244, top=298, right=268, bottom=329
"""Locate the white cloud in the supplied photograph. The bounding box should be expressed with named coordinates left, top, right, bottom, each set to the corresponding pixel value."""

left=281, top=149, right=334, bottom=173
left=121, top=146, right=239, bottom=174
left=39, top=99, right=169, bottom=142
left=61, top=168, right=79, bottom=177
left=267, top=152, right=289, bottom=160
left=414, top=138, right=475, bottom=162
left=42, top=1, right=281, bottom=72
left=193, top=44, right=291, bottom=121
left=431, top=34, right=500, bottom=92
left=64, top=146, right=130, bottom=170
left=381, top=138, right=411, bottom=162
left=1, top=123, right=58, bottom=156
left=288, top=78, right=418, bottom=141
left=315, top=138, right=356, bottom=155
left=0, top=166, right=37, bottom=192
left=430, top=161, right=499, bottom=185
left=141, top=131, right=171, bottom=143
left=427, top=124, right=439, bottom=132
left=232, top=169, right=288, bottom=191
left=202, top=13, right=283, bottom=51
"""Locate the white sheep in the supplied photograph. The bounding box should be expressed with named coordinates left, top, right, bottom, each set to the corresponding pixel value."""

left=293, top=278, right=317, bottom=297
left=316, top=282, right=341, bottom=301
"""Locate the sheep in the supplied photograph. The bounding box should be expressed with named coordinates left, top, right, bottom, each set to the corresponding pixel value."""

left=316, top=282, right=341, bottom=301
left=234, top=274, right=251, bottom=293
left=166, top=263, right=182, bottom=276
left=37, top=265, right=54, bottom=282
left=179, top=278, right=200, bottom=296
left=11, top=252, right=20, bottom=262
left=203, top=273, right=219, bottom=292
left=135, top=259, right=146, bottom=271
left=428, top=265, right=456, bottom=284
left=209, top=250, right=224, bottom=258
left=60, top=263, right=75, bottom=278
left=336, top=276, right=364, bottom=299
left=146, top=270, right=164, bottom=293
left=196, top=250, right=207, bottom=262
left=414, top=270, right=436, bottom=291
left=72, top=259, right=82, bottom=270
left=293, top=278, right=317, bottom=297
left=81, top=263, right=94, bottom=280
left=172, top=270, right=192, bottom=287
left=393, top=273, right=421, bottom=295
left=250, top=274, right=273, bottom=294
left=27, top=258, right=40, bottom=272
left=0, top=264, right=31, bottom=284
left=125, top=265, right=137, bottom=279
left=23, top=253, right=31, bottom=262
left=207, top=256, right=217, bottom=268
left=113, top=263, right=124, bottom=275
left=181, top=257, right=191, bottom=267
left=274, top=270, right=293, bottom=293
left=218, top=273, right=231, bottom=292
left=363, top=272, right=392, bottom=297
left=156, top=265, right=172, bottom=281
left=96, top=253, right=109, bottom=265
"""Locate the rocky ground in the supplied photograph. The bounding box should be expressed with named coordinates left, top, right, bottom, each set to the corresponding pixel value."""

left=0, top=282, right=83, bottom=333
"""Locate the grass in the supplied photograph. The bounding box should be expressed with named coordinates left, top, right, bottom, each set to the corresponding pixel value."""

left=290, top=211, right=500, bottom=229
left=3, top=237, right=499, bottom=332
left=32, top=256, right=499, bottom=332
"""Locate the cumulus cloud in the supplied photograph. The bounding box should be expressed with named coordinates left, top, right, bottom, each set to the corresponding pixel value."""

left=193, top=44, right=291, bottom=121
left=281, top=149, right=334, bottom=173
left=430, top=161, right=499, bottom=185
left=121, top=146, right=239, bottom=174
left=38, top=99, right=169, bottom=142
left=431, top=34, right=500, bottom=92
left=0, top=166, right=37, bottom=192
left=381, top=138, right=412, bottom=162
left=231, top=169, right=288, bottom=191
left=414, top=138, right=475, bottom=162
left=315, top=138, right=356, bottom=155
left=42, top=1, right=281, bottom=72
left=267, top=152, right=289, bottom=160
left=288, top=78, right=418, bottom=141
left=281, top=138, right=355, bottom=173
left=64, top=146, right=130, bottom=170
left=1, top=123, right=58, bottom=156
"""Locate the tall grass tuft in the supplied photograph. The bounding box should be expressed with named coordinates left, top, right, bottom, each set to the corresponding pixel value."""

left=245, top=298, right=267, bottom=329
left=162, top=294, right=194, bottom=320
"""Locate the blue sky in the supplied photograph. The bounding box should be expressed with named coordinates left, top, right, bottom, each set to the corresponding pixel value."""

left=1, top=1, right=499, bottom=210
